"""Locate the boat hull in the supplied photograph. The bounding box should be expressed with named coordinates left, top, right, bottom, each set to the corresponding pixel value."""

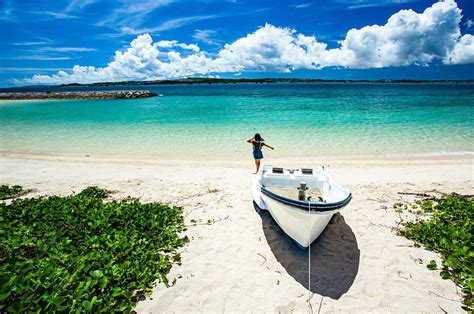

left=252, top=164, right=351, bottom=248
left=260, top=189, right=339, bottom=248
left=252, top=178, right=267, bottom=210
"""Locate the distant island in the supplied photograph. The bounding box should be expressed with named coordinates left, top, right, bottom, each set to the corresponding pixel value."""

left=0, top=90, right=158, bottom=100
left=1, top=78, right=472, bottom=93
left=58, top=77, right=474, bottom=87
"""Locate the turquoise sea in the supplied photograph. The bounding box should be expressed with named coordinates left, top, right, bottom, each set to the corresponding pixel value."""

left=1, top=83, right=473, bottom=159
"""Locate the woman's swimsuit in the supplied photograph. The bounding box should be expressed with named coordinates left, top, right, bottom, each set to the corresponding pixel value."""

left=252, top=140, right=264, bottom=160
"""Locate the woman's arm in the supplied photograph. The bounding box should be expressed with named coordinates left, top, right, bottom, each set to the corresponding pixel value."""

left=264, top=143, right=274, bottom=150
left=246, top=138, right=254, bottom=144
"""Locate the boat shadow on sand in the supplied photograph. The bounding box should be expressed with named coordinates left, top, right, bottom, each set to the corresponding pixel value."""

left=255, top=204, right=360, bottom=300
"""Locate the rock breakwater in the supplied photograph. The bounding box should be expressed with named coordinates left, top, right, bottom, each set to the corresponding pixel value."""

left=0, top=90, right=158, bottom=100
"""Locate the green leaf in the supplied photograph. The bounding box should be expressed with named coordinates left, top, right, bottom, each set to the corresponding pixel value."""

left=82, top=300, right=92, bottom=311
left=440, top=271, right=450, bottom=280
left=427, top=260, right=437, bottom=270
left=90, top=270, right=104, bottom=279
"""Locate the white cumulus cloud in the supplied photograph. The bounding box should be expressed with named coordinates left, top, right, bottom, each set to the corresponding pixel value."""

left=21, top=0, right=474, bottom=85
left=215, top=25, right=327, bottom=72
left=322, top=0, right=464, bottom=68
left=445, top=34, right=474, bottom=64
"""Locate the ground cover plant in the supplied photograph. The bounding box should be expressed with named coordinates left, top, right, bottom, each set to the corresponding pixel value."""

left=0, top=185, right=26, bottom=200
left=0, top=186, right=188, bottom=312
left=394, top=193, right=473, bottom=311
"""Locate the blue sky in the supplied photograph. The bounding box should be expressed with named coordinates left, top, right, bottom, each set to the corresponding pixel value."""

left=0, top=0, right=473, bottom=87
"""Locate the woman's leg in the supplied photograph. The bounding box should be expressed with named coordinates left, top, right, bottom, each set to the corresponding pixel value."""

left=256, top=159, right=261, bottom=172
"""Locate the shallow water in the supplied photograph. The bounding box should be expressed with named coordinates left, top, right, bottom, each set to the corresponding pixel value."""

left=1, top=83, right=473, bottom=159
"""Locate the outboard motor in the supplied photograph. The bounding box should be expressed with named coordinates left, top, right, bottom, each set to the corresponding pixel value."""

left=298, top=182, right=308, bottom=201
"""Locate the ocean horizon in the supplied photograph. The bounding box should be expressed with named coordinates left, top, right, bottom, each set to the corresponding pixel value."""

left=1, top=82, right=473, bottom=160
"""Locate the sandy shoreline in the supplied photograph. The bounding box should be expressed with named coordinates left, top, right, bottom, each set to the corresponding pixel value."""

left=1, top=150, right=473, bottom=167
left=1, top=154, right=472, bottom=312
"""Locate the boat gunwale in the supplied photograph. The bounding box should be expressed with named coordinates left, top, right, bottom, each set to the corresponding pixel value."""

left=260, top=186, right=352, bottom=212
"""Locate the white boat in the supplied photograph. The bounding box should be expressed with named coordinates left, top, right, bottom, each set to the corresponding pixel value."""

left=252, top=164, right=352, bottom=248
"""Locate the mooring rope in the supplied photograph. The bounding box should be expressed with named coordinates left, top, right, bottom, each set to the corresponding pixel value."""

left=308, top=199, right=311, bottom=311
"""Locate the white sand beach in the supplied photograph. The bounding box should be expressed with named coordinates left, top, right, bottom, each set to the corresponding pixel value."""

left=1, top=154, right=472, bottom=312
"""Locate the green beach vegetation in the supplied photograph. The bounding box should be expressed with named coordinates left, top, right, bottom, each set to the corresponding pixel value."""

left=0, top=185, right=28, bottom=200
left=0, top=185, right=188, bottom=312
left=394, top=194, right=473, bottom=311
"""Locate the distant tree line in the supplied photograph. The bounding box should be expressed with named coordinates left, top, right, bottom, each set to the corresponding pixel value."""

left=59, top=77, right=474, bottom=87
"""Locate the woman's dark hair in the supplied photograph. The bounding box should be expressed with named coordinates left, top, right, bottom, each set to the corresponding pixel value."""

left=254, top=133, right=264, bottom=141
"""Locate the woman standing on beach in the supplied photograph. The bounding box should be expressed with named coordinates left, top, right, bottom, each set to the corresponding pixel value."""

left=247, top=133, right=274, bottom=173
